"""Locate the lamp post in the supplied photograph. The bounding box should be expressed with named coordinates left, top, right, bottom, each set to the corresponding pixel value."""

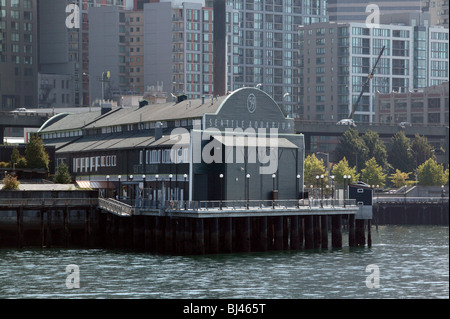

left=155, top=174, right=159, bottom=206
left=316, top=175, right=320, bottom=200
left=129, top=175, right=134, bottom=206
left=219, top=174, right=224, bottom=210
left=118, top=175, right=121, bottom=201
left=169, top=174, right=173, bottom=201
left=330, top=175, right=335, bottom=205
left=320, top=174, right=324, bottom=207
left=106, top=175, right=110, bottom=198
left=296, top=174, right=301, bottom=207
left=343, top=175, right=351, bottom=207
left=272, top=174, right=276, bottom=208
left=184, top=174, right=188, bottom=210
left=246, top=174, right=250, bottom=209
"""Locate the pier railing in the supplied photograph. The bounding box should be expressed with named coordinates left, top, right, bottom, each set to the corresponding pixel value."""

left=0, top=198, right=98, bottom=208
left=98, top=198, right=134, bottom=216
left=374, top=197, right=449, bottom=204
left=163, top=198, right=356, bottom=211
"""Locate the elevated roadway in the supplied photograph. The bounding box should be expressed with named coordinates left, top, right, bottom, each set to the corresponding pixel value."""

left=295, top=120, right=449, bottom=164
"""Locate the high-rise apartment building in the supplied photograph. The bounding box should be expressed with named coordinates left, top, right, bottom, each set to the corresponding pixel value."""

left=38, top=0, right=126, bottom=108
left=327, top=0, right=422, bottom=23
left=143, top=1, right=215, bottom=100
left=298, top=21, right=449, bottom=123
left=221, top=0, right=328, bottom=118
left=425, top=0, right=449, bottom=27
left=0, top=0, right=38, bottom=110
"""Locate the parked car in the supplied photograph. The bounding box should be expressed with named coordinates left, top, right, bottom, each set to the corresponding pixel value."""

left=398, top=122, right=412, bottom=128
left=336, top=119, right=356, bottom=126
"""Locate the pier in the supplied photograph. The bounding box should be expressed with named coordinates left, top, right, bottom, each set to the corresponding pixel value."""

left=1, top=190, right=367, bottom=253
left=2, top=190, right=447, bottom=254
left=97, top=198, right=361, bottom=254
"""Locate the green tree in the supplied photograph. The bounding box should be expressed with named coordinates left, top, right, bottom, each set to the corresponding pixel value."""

left=389, top=169, right=417, bottom=188
left=416, top=158, right=448, bottom=186
left=335, top=128, right=368, bottom=172
left=360, top=157, right=386, bottom=188
left=9, top=146, right=27, bottom=168
left=53, top=162, right=72, bottom=184
left=411, top=134, right=435, bottom=168
left=2, top=174, right=20, bottom=190
left=362, top=130, right=388, bottom=169
left=388, top=131, right=415, bottom=173
left=304, top=153, right=327, bottom=187
left=25, top=135, right=49, bottom=170
left=331, top=157, right=359, bottom=185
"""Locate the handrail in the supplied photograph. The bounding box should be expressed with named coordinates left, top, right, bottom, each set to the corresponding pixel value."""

left=374, top=197, right=449, bottom=204
left=163, top=198, right=357, bottom=211
left=0, top=198, right=98, bottom=207
left=98, top=198, right=134, bottom=216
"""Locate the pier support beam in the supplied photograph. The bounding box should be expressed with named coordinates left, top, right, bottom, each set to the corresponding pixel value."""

left=184, top=218, right=193, bottom=255
left=63, top=207, right=71, bottom=248
left=304, top=215, right=314, bottom=249
left=222, top=217, right=233, bottom=253
left=260, top=216, right=268, bottom=251
left=16, top=207, right=23, bottom=248
left=331, top=215, right=342, bottom=248
left=313, top=216, right=321, bottom=249
left=355, top=219, right=366, bottom=247
left=194, top=219, right=205, bottom=255
left=321, top=215, right=328, bottom=249
left=348, top=214, right=355, bottom=247
left=290, top=216, right=299, bottom=250
left=274, top=216, right=283, bottom=250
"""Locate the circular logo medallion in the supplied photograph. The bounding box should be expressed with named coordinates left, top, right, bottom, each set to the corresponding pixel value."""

left=247, top=93, right=256, bottom=114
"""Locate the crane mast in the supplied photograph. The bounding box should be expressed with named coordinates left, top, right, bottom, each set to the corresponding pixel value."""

left=348, top=45, right=386, bottom=120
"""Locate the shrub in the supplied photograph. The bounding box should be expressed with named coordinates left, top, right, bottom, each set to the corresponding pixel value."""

left=2, top=174, right=20, bottom=190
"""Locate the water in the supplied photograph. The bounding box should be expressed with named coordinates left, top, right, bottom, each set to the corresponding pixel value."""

left=0, top=225, right=448, bottom=299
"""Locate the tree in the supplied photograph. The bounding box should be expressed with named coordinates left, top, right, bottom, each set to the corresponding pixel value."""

left=387, top=131, right=415, bottom=173
left=389, top=169, right=417, bottom=188
left=304, top=153, right=327, bottom=187
left=331, top=157, right=359, bottom=185
left=53, top=162, right=72, bottom=184
left=416, top=158, right=448, bottom=186
left=362, top=130, right=388, bottom=169
left=10, top=146, right=27, bottom=168
left=360, top=157, right=386, bottom=188
left=2, top=174, right=20, bottom=190
left=25, top=135, right=49, bottom=170
left=335, top=128, right=368, bottom=172
left=411, top=134, right=435, bottom=168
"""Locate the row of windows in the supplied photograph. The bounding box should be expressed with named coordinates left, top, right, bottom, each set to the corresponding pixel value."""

left=73, top=155, right=117, bottom=174
left=41, top=130, right=82, bottom=140
left=139, top=148, right=190, bottom=165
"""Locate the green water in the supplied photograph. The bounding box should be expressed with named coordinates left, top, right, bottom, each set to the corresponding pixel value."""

left=0, top=225, right=448, bottom=299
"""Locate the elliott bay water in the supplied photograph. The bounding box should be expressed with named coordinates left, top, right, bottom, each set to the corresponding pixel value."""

left=0, top=225, right=448, bottom=299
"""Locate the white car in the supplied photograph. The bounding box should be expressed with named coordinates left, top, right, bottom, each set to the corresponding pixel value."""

left=336, top=119, right=356, bottom=126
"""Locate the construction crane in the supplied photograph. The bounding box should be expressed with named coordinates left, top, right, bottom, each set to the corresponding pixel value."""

left=348, top=45, right=386, bottom=120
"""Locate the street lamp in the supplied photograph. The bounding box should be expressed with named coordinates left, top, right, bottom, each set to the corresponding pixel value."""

left=320, top=174, right=324, bottom=207
left=296, top=174, right=301, bottom=207
left=272, top=174, right=276, bottom=208
left=129, top=175, right=134, bottom=206
left=343, top=175, right=351, bottom=207
left=118, top=175, right=121, bottom=201
left=219, top=174, right=224, bottom=210
left=184, top=174, right=188, bottom=209
left=316, top=175, right=320, bottom=200
left=246, top=174, right=250, bottom=209
left=330, top=175, right=335, bottom=205
left=169, top=174, right=173, bottom=200
left=106, top=175, right=110, bottom=198
left=155, top=174, right=159, bottom=205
